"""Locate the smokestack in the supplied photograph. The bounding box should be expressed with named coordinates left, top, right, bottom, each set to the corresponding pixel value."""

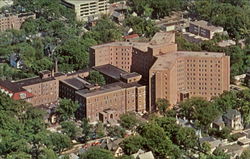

left=54, top=57, right=58, bottom=73
left=51, top=69, right=55, bottom=77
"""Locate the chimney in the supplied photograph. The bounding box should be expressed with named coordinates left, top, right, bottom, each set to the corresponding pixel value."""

left=54, top=57, right=58, bottom=73
left=51, top=68, right=55, bottom=77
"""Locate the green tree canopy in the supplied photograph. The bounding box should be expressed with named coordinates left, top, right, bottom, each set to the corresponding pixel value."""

left=88, top=71, right=106, bottom=86
left=121, top=135, right=146, bottom=155
left=56, top=98, right=79, bottom=122
left=156, top=98, right=170, bottom=114
left=119, top=112, right=139, bottom=130
left=80, top=147, right=114, bottom=159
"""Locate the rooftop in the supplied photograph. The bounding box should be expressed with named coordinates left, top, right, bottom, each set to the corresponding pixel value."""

left=76, top=82, right=142, bottom=98
left=190, top=20, right=223, bottom=32
left=14, top=72, right=64, bottom=87
left=120, top=72, right=141, bottom=80
left=151, top=51, right=226, bottom=70
left=150, top=31, right=175, bottom=45
left=93, top=64, right=127, bottom=80
left=62, top=0, right=98, bottom=5
left=61, top=77, right=91, bottom=90
left=91, top=32, right=177, bottom=52
left=220, top=144, right=243, bottom=153
left=223, top=109, right=241, bottom=120
left=0, top=80, right=25, bottom=93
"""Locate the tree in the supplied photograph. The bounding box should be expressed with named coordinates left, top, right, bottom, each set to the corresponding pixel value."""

left=137, top=122, right=181, bottom=158
left=154, top=116, right=180, bottom=139
left=80, top=147, right=114, bottom=159
left=84, top=16, right=122, bottom=43
left=119, top=112, right=139, bottom=130
left=179, top=97, right=220, bottom=130
left=121, top=135, right=146, bottom=155
left=0, top=93, right=59, bottom=158
left=56, top=98, right=79, bottom=122
left=212, top=91, right=238, bottom=113
left=124, top=16, right=158, bottom=38
left=88, top=71, right=106, bottom=86
left=176, top=127, right=198, bottom=150
left=156, top=98, right=170, bottom=114
left=107, top=126, right=126, bottom=138
left=81, top=118, right=91, bottom=142
left=49, top=132, right=72, bottom=153
left=94, top=122, right=105, bottom=138
left=38, top=148, right=57, bottom=159
left=61, top=121, right=81, bottom=140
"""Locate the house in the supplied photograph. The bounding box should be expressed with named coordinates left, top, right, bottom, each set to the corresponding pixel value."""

left=223, top=109, right=243, bottom=131
left=234, top=74, right=246, bottom=85
left=199, top=136, right=222, bottom=152
left=132, top=149, right=155, bottom=159
left=100, top=138, right=124, bottom=157
left=112, top=11, right=125, bottom=23
left=211, top=116, right=225, bottom=131
left=189, top=20, right=224, bottom=39
left=9, top=53, right=24, bottom=69
left=123, top=34, right=139, bottom=42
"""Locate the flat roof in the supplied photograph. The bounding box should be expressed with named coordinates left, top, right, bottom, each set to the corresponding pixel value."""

left=0, top=80, right=25, bottom=93
left=150, top=31, right=175, bottom=45
left=93, top=64, right=127, bottom=80
left=61, top=77, right=91, bottom=90
left=91, top=32, right=177, bottom=52
left=62, top=0, right=98, bottom=5
left=121, top=72, right=141, bottom=79
left=14, top=72, right=64, bottom=87
left=91, top=41, right=149, bottom=51
left=190, top=20, right=223, bottom=32
left=151, top=51, right=226, bottom=70
left=76, top=82, right=142, bottom=98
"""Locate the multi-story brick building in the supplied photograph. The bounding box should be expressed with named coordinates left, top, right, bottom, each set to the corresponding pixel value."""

left=61, top=0, right=109, bottom=22
left=59, top=65, right=146, bottom=122
left=0, top=13, right=35, bottom=32
left=90, top=32, right=177, bottom=80
left=0, top=69, right=89, bottom=106
left=90, top=32, right=230, bottom=111
left=149, top=51, right=230, bottom=110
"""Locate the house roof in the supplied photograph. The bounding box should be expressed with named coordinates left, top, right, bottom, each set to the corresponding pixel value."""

left=123, top=34, right=139, bottom=40
left=213, top=116, right=225, bottom=126
left=107, top=138, right=124, bottom=151
left=223, top=109, right=241, bottom=120
left=138, top=151, right=154, bottom=159
left=112, top=11, right=123, bottom=18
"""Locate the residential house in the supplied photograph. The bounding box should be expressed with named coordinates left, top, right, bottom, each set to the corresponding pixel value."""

left=132, top=149, right=155, bottom=159
left=211, top=116, right=225, bottom=131
left=223, top=109, right=243, bottom=131
left=112, top=11, right=125, bottom=23
left=199, top=136, right=222, bottom=153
